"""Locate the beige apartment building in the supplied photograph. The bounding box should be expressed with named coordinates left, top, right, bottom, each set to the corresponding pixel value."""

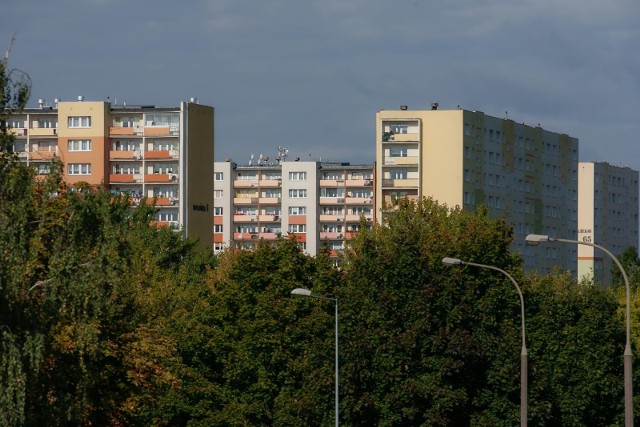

left=9, top=97, right=214, bottom=247
left=578, top=162, right=639, bottom=284
left=376, top=106, right=580, bottom=274
left=214, top=156, right=374, bottom=258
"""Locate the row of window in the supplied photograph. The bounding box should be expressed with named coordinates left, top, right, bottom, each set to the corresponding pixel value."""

left=215, top=172, right=373, bottom=182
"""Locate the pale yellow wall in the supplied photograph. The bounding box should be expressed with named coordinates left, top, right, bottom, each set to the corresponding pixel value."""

left=577, top=162, right=596, bottom=281
left=421, top=110, right=465, bottom=208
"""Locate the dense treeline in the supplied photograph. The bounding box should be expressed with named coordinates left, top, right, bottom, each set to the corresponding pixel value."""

left=2, top=58, right=639, bottom=426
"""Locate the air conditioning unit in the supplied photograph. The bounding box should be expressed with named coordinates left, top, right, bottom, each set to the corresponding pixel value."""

left=364, top=200, right=371, bottom=204
left=336, top=218, right=343, bottom=222
left=169, top=174, right=178, bottom=182
left=337, top=198, right=345, bottom=203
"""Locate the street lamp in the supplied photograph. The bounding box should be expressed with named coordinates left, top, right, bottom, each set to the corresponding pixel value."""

left=526, top=234, right=633, bottom=427
left=291, top=288, right=339, bottom=427
left=442, top=257, right=528, bottom=427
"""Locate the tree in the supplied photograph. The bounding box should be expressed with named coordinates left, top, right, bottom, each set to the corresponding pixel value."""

left=611, top=246, right=640, bottom=288
left=525, top=271, right=625, bottom=426
left=338, top=198, right=524, bottom=426
left=204, top=238, right=342, bottom=426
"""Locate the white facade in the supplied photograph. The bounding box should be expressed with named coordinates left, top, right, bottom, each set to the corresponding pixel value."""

left=213, top=160, right=374, bottom=257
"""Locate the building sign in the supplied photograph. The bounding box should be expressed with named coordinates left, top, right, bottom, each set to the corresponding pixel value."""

left=578, top=228, right=592, bottom=243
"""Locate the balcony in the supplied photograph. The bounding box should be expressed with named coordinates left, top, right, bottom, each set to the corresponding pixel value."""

left=234, top=197, right=258, bottom=205
left=234, top=180, right=259, bottom=188
left=109, top=126, right=136, bottom=136
left=258, top=214, right=280, bottom=222
left=320, top=232, right=341, bottom=239
left=234, top=214, right=258, bottom=222
left=258, top=232, right=278, bottom=240
left=346, top=196, right=371, bottom=205
left=319, top=197, right=345, bottom=205
left=383, top=132, right=419, bottom=142
left=258, top=197, right=280, bottom=204
left=145, top=173, right=178, bottom=183
left=29, top=128, right=57, bottom=136
left=109, top=150, right=138, bottom=160
left=345, top=179, right=373, bottom=187
left=152, top=197, right=178, bottom=206
left=29, top=150, right=58, bottom=161
left=258, top=179, right=281, bottom=188
left=320, top=214, right=342, bottom=222
left=9, top=128, right=28, bottom=137
left=145, top=150, right=171, bottom=160
left=381, top=178, right=419, bottom=188
left=383, top=156, right=420, bottom=166
left=320, top=179, right=345, bottom=186
left=110, top=174, right=136, bottom=183
left=144, top=127, right=171, bottom=136
left=234, top=232, right=257, bottom=240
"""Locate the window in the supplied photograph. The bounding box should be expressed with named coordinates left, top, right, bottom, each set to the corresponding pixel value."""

left=68, top=139, right=91, bottom=151
left=288, top=224, right=306, bottom=233
left=214, top=224, right=223, bottom=233
left=263, top=189, right=281, bottom=198
left=289, top=189, right=307, bottom=198
left=322, top=172, right=342, bottom=180
left=289, top=206, right=306, bottom=215
left=153, top=140, right=178, bottom=151
left=68, top=163, right=91, bottom=175
left=36, top=163, right=51, bottom=174
left=113, top=140, right=140, bottom=151
left=214, top=190, right=224, bottom=199
left=321, top=188, right=343, bottom=198
left=156, top=210, right=177, bottom=222
left=214, top=242, right=224, bottom=252
left=118, top=117, right=138, bottom=128
left=67, top=116, right=91, bottom=128
left=8, top=118, right=25, bottom=128
left=389, top=123, right=408, bottom=134
left=152, top=187, right=177, bottom=198
left=289, top=171, right=307, bottom=180
left=214, top=207, right=223, bottom=216
left=145, top=113, right=179, bottom=127
left=214, top=172, right=224, bottom=181
left=113, top=164, right=140, bottom=174
left=351, top=207, right=371, bottom=215
left=38, top=117, right=57, bottom=128
left=350, top=189, right=372, bottom=198
left=391, top=169, right=407, bottom=179
left=37, top=141, right=56, bottom=152
left=322, top=206, right=342, bottom=215
left=389, top=146, right=408, bottom=157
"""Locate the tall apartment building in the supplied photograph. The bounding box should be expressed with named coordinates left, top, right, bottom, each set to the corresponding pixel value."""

left=8, top=97, right=214, bottom=246
left=578, top=162, right=639, bottom=284
left=214, top=156, right=374, bottom=258
left=376, top=106, right=579, bottom=274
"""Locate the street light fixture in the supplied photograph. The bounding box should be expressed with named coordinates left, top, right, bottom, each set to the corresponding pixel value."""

left=525, top=234, right=633, bottom=427
left=291, top=288, right=339, bottom=427
left=442, top=257, right=528, bottom=427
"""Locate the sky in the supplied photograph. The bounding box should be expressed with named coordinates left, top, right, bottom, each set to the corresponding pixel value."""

left=3, top=0, right=640, bottom=169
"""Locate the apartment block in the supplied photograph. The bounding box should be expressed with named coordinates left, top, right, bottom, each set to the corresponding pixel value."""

left=578, top=162, right=639, bottom=284
left=213, top=157, right=374, bottom=258
left=376, top=106, right=579, bottom=275
left=9, top=97, right=214, bottom=247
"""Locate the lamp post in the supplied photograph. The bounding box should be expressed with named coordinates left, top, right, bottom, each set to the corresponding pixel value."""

left=291, top=288, right=339, bottom=427
left=526, top=234, right=633, bottom=427
left=442, top=257, right=528, bottom=427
